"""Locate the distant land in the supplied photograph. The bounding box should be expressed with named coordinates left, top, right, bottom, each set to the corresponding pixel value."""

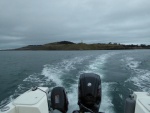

left=2, top=41, right=150, bottom=51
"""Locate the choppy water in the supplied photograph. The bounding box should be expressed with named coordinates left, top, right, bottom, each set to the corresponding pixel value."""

left=0, top=50, right=150, bottom=113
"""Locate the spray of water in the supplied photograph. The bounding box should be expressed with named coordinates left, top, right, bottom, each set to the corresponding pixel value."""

left=123, top=57, right=150, bottom=92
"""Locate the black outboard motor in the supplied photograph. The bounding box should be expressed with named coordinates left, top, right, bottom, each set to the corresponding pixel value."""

left=51, top=87, right=69, bottom=113
left=78, top=73, right=101, bottom=113
left=124, top=94, right=136, bottom=113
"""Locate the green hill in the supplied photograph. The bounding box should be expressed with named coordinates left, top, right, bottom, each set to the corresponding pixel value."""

left=14, top=41, right=150, bottom=50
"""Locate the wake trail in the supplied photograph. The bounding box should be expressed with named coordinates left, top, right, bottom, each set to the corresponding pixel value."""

left=122, top=57, right=150, bottom=92
left=0, top=55, right=91, bottom=108
left=0, top=52, right=117, bottom=113
left=70, top=52, right=116, bottom=113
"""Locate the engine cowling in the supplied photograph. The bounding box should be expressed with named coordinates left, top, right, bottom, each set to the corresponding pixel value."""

left=51, top=87, right=68, bottom=113
left=78, top=73, right=101, bottom=113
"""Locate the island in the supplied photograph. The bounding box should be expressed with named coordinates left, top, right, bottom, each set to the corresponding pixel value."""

left=12, top=41, right=150, bottom=50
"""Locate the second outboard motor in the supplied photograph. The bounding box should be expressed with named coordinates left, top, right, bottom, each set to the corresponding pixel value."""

left=51, top=87, right=69, bottom=113
left=124, top=94, right=136, bottom=113
left=78, top=73, right=101, bottom=113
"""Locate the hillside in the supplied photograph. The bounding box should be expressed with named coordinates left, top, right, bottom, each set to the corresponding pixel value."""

left=14, top=41, right=150, bottom=50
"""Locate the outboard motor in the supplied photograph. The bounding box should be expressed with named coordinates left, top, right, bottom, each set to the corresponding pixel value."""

left=124, top=94, right=136, bottom=113
left=51, top=87, right=69, bottom=113
left=78, top=73, right=101, bottom=113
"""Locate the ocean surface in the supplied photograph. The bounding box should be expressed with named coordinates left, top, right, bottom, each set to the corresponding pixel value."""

left=0, top=50, right=150, bottom=113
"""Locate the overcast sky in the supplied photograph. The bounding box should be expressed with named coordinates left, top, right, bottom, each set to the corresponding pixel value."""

left=0, top=0, right=150, bottom=49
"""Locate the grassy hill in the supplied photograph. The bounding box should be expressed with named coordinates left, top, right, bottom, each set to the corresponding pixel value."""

left=14, top=41, right=150, bottom=50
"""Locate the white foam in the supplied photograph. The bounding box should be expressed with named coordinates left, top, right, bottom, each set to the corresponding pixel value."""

left=41, top=65, right=63, bottom=86
left=67, top=83, right=79, bottom=113
left=59, top=56, right=91, bottom=72
left=23, top=74, right=43, bottom=83
left=130, top=70, right=150, bottom=91
left=119, top=94, right=123, bottom=100
left=123, top=57, right=150, bottom=92
left=40, top=56, right=91, bottom=86
left=100, top=82, right=115, bottom=113
left=123, top=57, right=140, bottom=69
left=81, top=53, right=115, bottom=78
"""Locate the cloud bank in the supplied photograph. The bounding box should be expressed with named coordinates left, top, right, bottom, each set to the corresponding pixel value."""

left=0, top=0, right=150, bottom=49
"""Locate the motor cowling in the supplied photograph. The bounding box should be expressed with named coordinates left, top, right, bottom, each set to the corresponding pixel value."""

left=51, top=87, right=68, bottom=113
left=124, top=95, right=136, bottom=113
left=78, top=73, right=101, bottom=113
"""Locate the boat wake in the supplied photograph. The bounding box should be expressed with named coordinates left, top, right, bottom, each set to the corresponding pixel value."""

left=0, top=52, right=116, bottom=113
left=123, top=57, right=150, bottom=92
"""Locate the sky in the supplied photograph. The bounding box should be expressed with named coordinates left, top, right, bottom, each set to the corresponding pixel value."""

left=0, top=0, right=150, bottom=49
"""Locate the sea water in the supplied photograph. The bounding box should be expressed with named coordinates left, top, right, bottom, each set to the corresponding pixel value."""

left=0, top=50, right=150, bottom=113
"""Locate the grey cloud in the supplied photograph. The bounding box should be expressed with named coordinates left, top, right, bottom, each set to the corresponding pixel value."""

left=0, top=0, right=150, bottom=49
